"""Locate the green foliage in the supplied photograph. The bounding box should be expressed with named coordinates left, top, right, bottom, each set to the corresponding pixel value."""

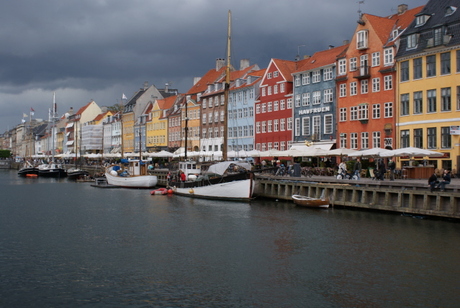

left=0, top=149, right=11, bottom=158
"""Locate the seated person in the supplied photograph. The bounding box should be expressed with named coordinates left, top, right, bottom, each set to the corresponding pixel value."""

left=428, top=172, right=438, bottom=192
left=437, top=170, right=451, bottom=192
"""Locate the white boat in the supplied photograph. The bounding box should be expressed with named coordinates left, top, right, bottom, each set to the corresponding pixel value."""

left=172, top=161, right=254, bottom=201
left=173, top=178, right=254, bottom=201
left=105, top=159, right=158, bottom=188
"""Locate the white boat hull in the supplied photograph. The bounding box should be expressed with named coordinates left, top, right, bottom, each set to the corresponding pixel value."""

left=173, top=179, right=254, bottom=201
left=105, top=171, right=158, bottom=188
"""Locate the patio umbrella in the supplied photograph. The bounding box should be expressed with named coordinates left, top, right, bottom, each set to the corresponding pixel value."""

left=379, top=147, right=443, bottom=158
left=328, top=148, right=356, bottom=156
left=348, top=148, right=392, bottom=158
left=149, top=150, right=174, bottom=158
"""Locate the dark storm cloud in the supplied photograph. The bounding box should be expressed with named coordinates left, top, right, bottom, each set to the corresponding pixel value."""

left=0, top=0, right=425, bottom=131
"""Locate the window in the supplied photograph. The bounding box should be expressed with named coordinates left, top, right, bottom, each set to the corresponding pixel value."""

left=361, top=132, right=369, bottom=149
left=400, top=130, right=410, bottom=148
left=427, top=55, right=436, bottom=77
left=350, top=57, right=357, bottom=71
left=384, top=48, right=393, bottom=65
left=400, top=93, right=409, bottom=116
left=274, top=84, right=278, bottom=94
left=413, top=58, right=422, bottom=79
left=441, top=52, right=451, bottom=75
left=256, top=122, right=260, bottom=133
left=358, top=104, right=369, bottom=120
left=416, top=14, right=430, bottom=27
left=338, top=59, right=347, bottom=75
left=312, top=116, right=321, bottom=137
left=280, top=118, right=285, bottom=131
left=457, top=50, right=460, bottom=73
left=441, top=127, right=451, bottom=149
left=384, top=75, right=392, bottom=90
left=361, top=80, right=368, bottom=94
left=274, top=119, right=279, bottom=132
left=256, top=104, right=260, bottom=114
left=295, top=75, right=301, bottom=86
left=262, top=103, right=266, bottom=113
left=400, top=61, right=409, bottom=82
left=302, top=73, right=310, bottom=85
left=340, top=133, right=347, bottom=148
left=324, top=89, right=333, bottom=103
left=351, top=133, right=358, bottom=149
left=457, top=86, right=460, bottom=110
left=324, top=115, right=333, bottom=134
left=340, top=108, right=347, bottom=121
left=434, top=27, right=443, bottom=46
left=427, top=89, right=437, bottom=113
left=339, top=83, right=347, bottom=97
left=372, top=104, right=380, bottom=119
left=427, top=127, right=436, bottom=149
left=287, top=98, right=293, bottom=109
left=295, top=95, right=301, bottom=107
left=441, top=87, right=451, bottom=111
left=267, top=72, right=272, bottom=79
left=267, top=102, right=272, bottom=112
left=414, top=128, right=423, bottom=148
left=414, top=91, right=423, bottom=114
left=372, top=78, right=380, bottom=92
left=312, top=70, right=321, bottom=83
left=407, top=34, right=418, bottom=49
left=273, top=71, right=279, bottom=77
left=384, top=102, right=393, bottom=118
left=372, top=52, right=380, bottom=67
left=323, top=68, right=333, bottom=81
left=267, top=120, right=272, bottom=132
left=312, top=91, right=321, bottom=105
left=261, top=87, right=266, bottom=96
left=262, top=121, right=266, bottom=133
left=350, top=82, right=357, bottom=96
left=280, top=83, right=285, bottom=93
left=350, top=106, right=358, bottom=120
left=357, top=30, right=368, bottom=49
left=302, top=117, right=310, bottom=136
left=280, top=99, right=285, bottom=110
left=373, top=131, right=381, bottom=148
left=273, top=101, right=279, bottom=111
left=302, top=93, right=310, bottom=106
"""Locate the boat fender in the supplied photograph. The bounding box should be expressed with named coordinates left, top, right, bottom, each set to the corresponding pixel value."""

left=189, top=188, right=194, bottom=194
left=150, top=188, right=168, bottom=195
left=167, top=189, right=174, bottom=194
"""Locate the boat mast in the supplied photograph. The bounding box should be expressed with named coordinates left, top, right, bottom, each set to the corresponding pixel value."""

left=223, top=10, right=231, bottom=162
left=120, top=94, right=125, bottom=159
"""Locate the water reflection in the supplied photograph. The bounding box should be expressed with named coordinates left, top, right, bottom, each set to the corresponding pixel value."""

left=1, top=170, right=460, bottom=307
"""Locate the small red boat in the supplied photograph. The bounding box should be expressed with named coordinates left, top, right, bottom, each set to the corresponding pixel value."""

left=150, top=188, right=173, bottom=195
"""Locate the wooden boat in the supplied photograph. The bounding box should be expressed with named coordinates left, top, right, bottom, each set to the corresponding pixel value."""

left=67, top=168, right=90, bottom=180
left=105, top=159, right=158, bottom=188
left=292, top=190, right=330, bottom=208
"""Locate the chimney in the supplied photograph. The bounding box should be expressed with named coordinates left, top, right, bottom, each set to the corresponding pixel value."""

left=216, top=58, right=225, bottom=71
left=303, top=55, right=311, bottom=60
left=193, top=77, right=201, bottom=85
left=143, top=81, right=148, bottom=90
left=240, top=59, right=250, bottom=70
left=343, top=40, right=350, bottom=45
left=398, top=4, right=408, bottom=14
left=328, top=45, right=335, bottom=49
left=165, top=82, right=169, bottom=92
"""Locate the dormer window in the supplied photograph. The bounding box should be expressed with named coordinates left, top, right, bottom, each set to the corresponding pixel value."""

left=357, top=30, right=368, bottom=49
left=446, top=6, right=457, bottom=16
left=415, top=14, right=430, bottom=27
left=407, top=33, right=419, bottom=49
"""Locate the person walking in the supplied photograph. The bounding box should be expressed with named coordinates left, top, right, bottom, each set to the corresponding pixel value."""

left=437, top=169, right=451, bottom=192
left=377, top=159, right=386, bottom=181
left=388, top=158, right=396, bottom=181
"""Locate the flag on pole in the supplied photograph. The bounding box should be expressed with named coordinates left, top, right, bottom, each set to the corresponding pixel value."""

left=30, top=107, right=35, bottom=116
left=122, top=93, right=127, bottom=100
left=23, top=113, right=28, bottom=117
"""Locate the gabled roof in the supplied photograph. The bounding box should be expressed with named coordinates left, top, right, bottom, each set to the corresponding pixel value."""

left=157, top=95, right=179, bottom=111
left=295, top=44, right=349, bottom=73
left=272, top=59, right=297, bottom=82
left=75, top=101, right=93, bottom=116
left=93, top=111, right=112, bottom=122
left=361, top=6, right=423, bottom=46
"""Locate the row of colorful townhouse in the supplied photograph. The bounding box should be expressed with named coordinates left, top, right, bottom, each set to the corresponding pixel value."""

left=4, top=0, right=460, bottom=172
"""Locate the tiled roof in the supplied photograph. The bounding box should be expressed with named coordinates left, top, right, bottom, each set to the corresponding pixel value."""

left=272, top=59, right=297, bottom=82
left=295, top=44, right=349, bottom=72
left=186, top=67, right=226, bottom=95
left=75, top=101, right=92, bottom=116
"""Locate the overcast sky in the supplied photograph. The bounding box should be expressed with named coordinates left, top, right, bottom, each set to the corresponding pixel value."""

left=0, top=0, right=425, bottom=132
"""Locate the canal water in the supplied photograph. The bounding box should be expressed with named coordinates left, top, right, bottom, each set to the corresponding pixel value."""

left=1, top=169, right=459, bottom=307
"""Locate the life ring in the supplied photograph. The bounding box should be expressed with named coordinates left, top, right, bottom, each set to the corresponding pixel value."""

left=150, top=188, right=168, bottom=195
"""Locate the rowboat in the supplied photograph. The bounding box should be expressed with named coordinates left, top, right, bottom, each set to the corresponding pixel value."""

left=292, top=190, right=330, bottom=208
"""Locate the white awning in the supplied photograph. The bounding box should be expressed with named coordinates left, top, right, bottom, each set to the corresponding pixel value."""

left=66, top=132, right=71, bottom=136
left=66, top=141, right=74, bottom=146
left=65, top=122, right=74, bottom=128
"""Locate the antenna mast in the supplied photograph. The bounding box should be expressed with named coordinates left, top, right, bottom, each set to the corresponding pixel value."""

left=223, top=10, right=231, bottom=161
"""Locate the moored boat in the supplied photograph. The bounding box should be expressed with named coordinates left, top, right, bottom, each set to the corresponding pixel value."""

left=105, top=159, right=158, bottom=188
left=38, top=162, right=67, bottom=178
left=292, top=191, right=330, bottom=208
left=18, top=162, right=40, bottom=177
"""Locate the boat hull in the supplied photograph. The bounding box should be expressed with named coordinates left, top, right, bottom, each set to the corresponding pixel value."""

left=173, top=179, right=254, bottom=202
left=292, top=195, right=330, bottom=208
left=105, top=171, right=158, bottom=188
left=18, top=167, right=40, bottom=177
left=38, top=169, right=67, bottom=178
